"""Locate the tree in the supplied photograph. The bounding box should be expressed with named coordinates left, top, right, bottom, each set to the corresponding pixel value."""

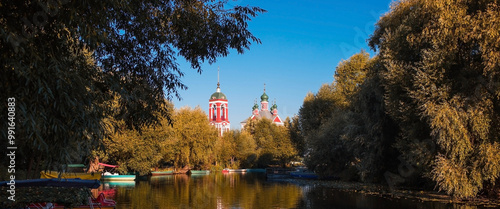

left=300, top=51, right=374, bottom=179
left=299, top=86, right=336, bottom=138
left=214, top=130, right=237, bottom=169
left=171, top=106, right=218, bottom=170
left=342, top=56, right=399, bottom=183
left=247, top=118, right=297, bottom=167
left=285, top=116, right=305, bottom=157
left=233, top=130, right=258, bottom=168
left=0, top=0, right=265, bottom=173
left=333, top=50, right=370, bottom=109
left=94, top=101, right=175, bottom=175
left=369, top=0, right=500, bottom=198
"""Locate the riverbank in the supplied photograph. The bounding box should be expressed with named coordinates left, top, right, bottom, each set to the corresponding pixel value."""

left=276, top=178, right=500, bottom=208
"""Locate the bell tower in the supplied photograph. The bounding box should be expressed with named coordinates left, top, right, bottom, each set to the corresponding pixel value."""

left=209, top=68, right=230, bottom=136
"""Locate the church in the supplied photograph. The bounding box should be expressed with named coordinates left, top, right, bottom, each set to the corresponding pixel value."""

left=240, top=86, right=284, bottom=129
left=208, top=71, right=230, bottom=136
left=208, top=69, right=283, bottom=135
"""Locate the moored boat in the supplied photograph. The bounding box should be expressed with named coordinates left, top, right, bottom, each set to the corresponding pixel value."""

left=289, top=171, right=319, bottom=179
left=0, top=179, right=116, bottom=209
left=228, top=169, right=247, bottom=173
left=40, top=171, right=102, bottom=180
left=1, top=178, right=101, bottom=188
left=222, top=168, right=266, bottom=173
left=151, top=170, right=174, bottom=176
left=246, top=168, right=266, bottom=173
left=265, top=167, right=294, bottom=179
left=189, top=170, right=210, bottom=175
left=99, top=163, right=136, bottom=181
left=101, top=174, right=136, bottom=181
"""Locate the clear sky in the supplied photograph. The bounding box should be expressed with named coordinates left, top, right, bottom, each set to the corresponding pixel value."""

left=173, top=0, right=394, bottom=129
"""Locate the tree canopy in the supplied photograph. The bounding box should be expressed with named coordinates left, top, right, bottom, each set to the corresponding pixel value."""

left=0, top=0, right=264, bottom=173
left=300, top=0, right=500, bottom=198
left=369, top=0, right=500, bottom=198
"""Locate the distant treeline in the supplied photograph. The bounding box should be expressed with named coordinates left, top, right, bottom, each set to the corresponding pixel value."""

left=93, top=104, right=298, bottom=175
left=298, top=0, right=500, bottom=199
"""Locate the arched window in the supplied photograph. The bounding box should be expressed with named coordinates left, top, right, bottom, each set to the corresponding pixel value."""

left=212, top=104, right=216, bottom=119
left=221, top=104, right=225, bottom=120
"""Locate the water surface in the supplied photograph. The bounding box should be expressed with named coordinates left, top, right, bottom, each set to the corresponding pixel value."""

left=100, top=173, right=498, bottom=209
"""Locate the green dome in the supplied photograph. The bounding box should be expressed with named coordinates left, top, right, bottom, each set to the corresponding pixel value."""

left=210, top=91, right=226, bottom=100
left=260, top=92, right=269, bottom=102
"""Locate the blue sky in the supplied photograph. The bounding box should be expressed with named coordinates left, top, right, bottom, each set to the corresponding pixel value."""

left=173, top=0, right=394, bottom=129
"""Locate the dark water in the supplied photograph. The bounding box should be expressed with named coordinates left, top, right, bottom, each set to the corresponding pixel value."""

left=99, top=173, right=498, bottom=209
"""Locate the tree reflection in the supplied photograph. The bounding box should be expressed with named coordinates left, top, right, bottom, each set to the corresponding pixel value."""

left=106, top=173, right=488, bottom=209
left=112, top=173, right=302, bottom=209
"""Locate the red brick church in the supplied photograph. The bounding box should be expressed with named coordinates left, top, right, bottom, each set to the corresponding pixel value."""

left=208, top=70, right=230, bottom=136
left=240, top=85, right=284, bottom=129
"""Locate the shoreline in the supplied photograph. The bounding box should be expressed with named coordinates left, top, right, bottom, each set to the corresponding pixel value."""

left=277, top=178, right=500, bottom=207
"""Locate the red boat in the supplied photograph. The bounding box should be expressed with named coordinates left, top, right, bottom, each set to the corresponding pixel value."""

left=29, top=193, right=116, bottom=209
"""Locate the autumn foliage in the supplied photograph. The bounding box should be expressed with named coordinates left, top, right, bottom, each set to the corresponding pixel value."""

left=300, top=0, right=500, bottom=198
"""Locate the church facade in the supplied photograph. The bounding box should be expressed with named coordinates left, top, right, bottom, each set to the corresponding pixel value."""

left=240, top=88, right=284, bottom=129
left=208, top=74, right=230, bottom=136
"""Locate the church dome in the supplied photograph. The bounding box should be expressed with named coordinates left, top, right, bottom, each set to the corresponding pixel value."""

left=260, top=92, right=269, bottom=102
left=210, top=91, right=227, bottom=100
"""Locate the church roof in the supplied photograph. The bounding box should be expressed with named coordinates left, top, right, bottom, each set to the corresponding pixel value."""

left=240, top=109, right=283, bottom=124
left=256, top=110, right=273, bottom=120
left=210, top=83, right=227, bottom=100
left=260, top=92, right=269, bottom=102
left=210, top=91, right=227, bottom=100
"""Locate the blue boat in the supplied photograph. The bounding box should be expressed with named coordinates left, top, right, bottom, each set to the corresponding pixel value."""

left=265, top=168, right=294, bottom=179
left=101, top=175, right=136, bottom=181
left=290, top=171, right=319, bottom=179
left=0, top=178, right=101, bottom=188
left=189, top=170, right=210, bottom=175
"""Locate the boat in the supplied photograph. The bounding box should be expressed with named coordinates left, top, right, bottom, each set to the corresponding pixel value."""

left=104, top=181, right=136, bottom=187
left=101, top=173, right=136, bottom=181
left=40, top=171, right=102, bottom=180
left=290, top=171, right=319, bottom=179
left=48, top=193, right=116, bottom=209
left=0, top=178, right=101, bottom=188
left=246, top=168, right=266, bottom=173
left=29, top=193, right=116, bottom=209
left=222, top=168, right=266, bottom=173
left=227, top=169, right=247, bottom=173
left=151, top=170, right=174, bottom=176
left=99, top=163, right=136, bottom=181
left=189, top=170, right=210, bottom=175
left=265, top=167, right=294, bottom=179
left=0, top=178, right=116, bottom=209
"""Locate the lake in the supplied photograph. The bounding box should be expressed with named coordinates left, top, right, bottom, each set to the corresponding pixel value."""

left=99, top=172, right=498, bottom=209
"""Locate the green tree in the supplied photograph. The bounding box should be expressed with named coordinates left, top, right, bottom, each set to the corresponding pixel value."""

left=333, top=50, right=370, bottom=109
left=172, top=106, right=218, bottom=170
left=285, top=116, right=305, bottom=157
left=95, top=101, right=175, bottom=175
left=234, top=130, right=258, bottom=168
left=342, top=56, right=399, bottom=182
left=369, top=0, right=500, bottom=198
left=0, top=0, right=264, bottom=175
left=299, top=85, right=336, bottom=138
left=247, top=118, right=297, bottom=167
left=214, top=130, right=237, bottom=169
left=300, top=51, right=374, bottom=179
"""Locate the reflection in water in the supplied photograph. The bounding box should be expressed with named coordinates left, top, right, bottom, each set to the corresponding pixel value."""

left=295, top=186, right=497, bottom=209
left=103, top=173, right=498, bottom=209
left=112, top=173, right=301, bottom=209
